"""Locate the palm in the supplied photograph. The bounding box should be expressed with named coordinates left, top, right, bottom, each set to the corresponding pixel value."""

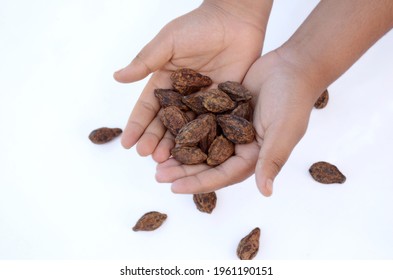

left=167, top=7, right=264, bottom=83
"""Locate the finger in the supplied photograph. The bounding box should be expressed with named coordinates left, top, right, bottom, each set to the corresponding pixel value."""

left=170, top=142, right=259, bottom=194
left=155, top=161, right=210, bottom=183
left=155, top=158, right=180, bottom=170
left=255, top=121, right=307, bottom=197
left=114, top=27, right=173, bottom=83
left=121, top=72, right=172, bottom=149
left=152, top=130, right=175, bottom=163
left=135, top=114, right=166, bottom=156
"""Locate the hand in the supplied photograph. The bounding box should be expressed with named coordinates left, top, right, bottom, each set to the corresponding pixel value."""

left=114, top=0, right=272, bottom=163
left=242, top=51, right=323, bottom=196
left=155, top=0, right=393, bottom=196
left=156, top=51, right=323, bottom=196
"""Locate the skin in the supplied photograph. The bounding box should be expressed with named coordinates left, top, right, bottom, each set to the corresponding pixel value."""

left=116, top=0, right=393, bottom=197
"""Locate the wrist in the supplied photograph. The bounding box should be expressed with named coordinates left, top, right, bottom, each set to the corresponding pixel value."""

left=202, top=0, right=273, bottom=30
left=276, top=0, right=393, bottom=97
left=273, top=47, right=331, bottom=103
left=276, top=44, right=329, bottom=98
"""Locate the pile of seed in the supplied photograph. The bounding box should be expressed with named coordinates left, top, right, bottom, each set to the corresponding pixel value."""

left=156, top=68, right=255, bottom=166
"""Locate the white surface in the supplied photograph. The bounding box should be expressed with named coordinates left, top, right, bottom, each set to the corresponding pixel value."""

left=0, top=0, right=393, bottom=260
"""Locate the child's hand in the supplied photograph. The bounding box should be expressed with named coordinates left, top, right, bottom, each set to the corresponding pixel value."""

left=155, top=51, right=321, bottom=196
left=114, top=0, right=272, bottom=163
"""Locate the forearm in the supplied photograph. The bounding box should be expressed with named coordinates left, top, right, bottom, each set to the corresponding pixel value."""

left=278, top=0, right=393, bottom=93
left=202, top=0, right=273, bottom=30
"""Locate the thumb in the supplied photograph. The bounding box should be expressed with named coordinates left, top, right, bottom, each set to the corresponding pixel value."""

left=255, top=121, right=307, bottom=197
left=114, top=28, right=173, bottom=83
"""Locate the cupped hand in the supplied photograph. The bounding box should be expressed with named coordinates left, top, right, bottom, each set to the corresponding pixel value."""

left=114, top=0, right=271, bottom=163
left=242, top=51, right=324, bottom=196
left=156, top=50, right=325, bottom=196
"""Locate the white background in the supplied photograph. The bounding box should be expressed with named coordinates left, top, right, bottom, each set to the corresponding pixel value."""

left=0, top=0, right=392, bottom=260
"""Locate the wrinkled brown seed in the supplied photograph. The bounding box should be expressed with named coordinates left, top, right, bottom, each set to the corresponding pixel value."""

left=237, top=227, right=260, bottom=260
left=198, top=113, right=217, bottom=153
left=175, top=115, right=211, bottom=146
left=314, top=89, right=329, bottom=109
left=160, top=106, right=189, bottom=136
left=88, top=127, right=122, bottom=144
left=154, top=89, right=189, bottom=111
left=132, top=211, right=167, bottom=232
left=170, top=68, right=212, bottom=95
left=309, top=161, right=346, bottom=184
left=202, top=88, right=236, bottom=113
left=171, top=146, right=207, bottom=164
left=207, top=135, right=235, bottom=166
left=231, top=102, right=252, bottom=121
left=182, top=91, right=209, bottom=114
left=218, top=81, right=253, bottom=102
left=217, top=114, right=255, bottom=144
left=193, top=192, right=217, bottom=214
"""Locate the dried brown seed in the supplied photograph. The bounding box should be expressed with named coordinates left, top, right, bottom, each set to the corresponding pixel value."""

left=218, top=81, right=253, bottom=102
left=217, top=114, right=255, bottom=144
left=154, top=89, right=189, bottom=111
left=197, top=113, right=217, bottom=153
left=237, top=227, right=260, bottom=260
left=132, top=211, right=167, bottom=232
left=88, top=127, right=122, bottom=144
left=182, top=91, right=209, bottom=114
left=175, top=116, right=211, bottom=146
left=171, top=146, right=207, bottom=164
left=309, top=161, right=346, bottom=184
left=207, top=135, right=234, bottom=166
left=231, top=101, right=252, bottom=121
left=314, top=89, right=329, bottom=109
left=193, top=192, right=217, bottom=214
left=202, top=88, right=236, bottom=113
left=160, top=106, right=189, bottom=136
left=170, top=68, right=212, bottom=95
